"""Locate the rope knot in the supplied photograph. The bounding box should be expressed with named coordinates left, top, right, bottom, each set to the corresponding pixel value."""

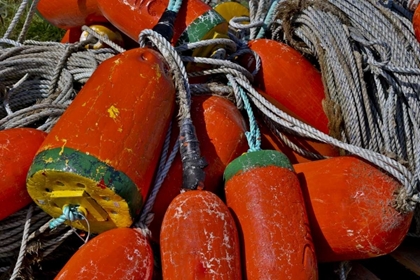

left=49, top=205, right=86, bottom=229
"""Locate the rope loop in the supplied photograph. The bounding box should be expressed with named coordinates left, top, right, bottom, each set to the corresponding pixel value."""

left=49, top=205, right=85, bottom=229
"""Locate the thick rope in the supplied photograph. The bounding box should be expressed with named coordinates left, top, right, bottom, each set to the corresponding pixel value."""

left=9, top=204, right=33, bottom=280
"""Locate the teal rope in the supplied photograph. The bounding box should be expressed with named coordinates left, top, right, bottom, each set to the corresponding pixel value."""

left=256, top=0, right=279, bottom=39
left=168, top=0, right=183, bottom=13
left=227, top=74, right=261, bottom=152
left=239, top=85, right=261, bottom=152
left=49, top=205, right=84, bottom=229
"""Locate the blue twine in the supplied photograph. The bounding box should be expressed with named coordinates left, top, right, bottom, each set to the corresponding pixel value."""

left=49, top=205, right=84, bottom=229
left=238, top=86, right=261, bottom=152
left=256, top=0, right=280, bottom=39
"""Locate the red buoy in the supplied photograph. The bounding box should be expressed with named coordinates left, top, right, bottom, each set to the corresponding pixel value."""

left=294, top=156, right=413, bottom=262
left=55, top=228, right=154, bottom=280
left=160, top=190, right=242, bottom=279
left=224, top=150, right=318, bottom=279
left=0, top=128, right=47, bottom=221
left=27, top=47, right=175, bottom=233
left=245, top=39, right=329, bottom=134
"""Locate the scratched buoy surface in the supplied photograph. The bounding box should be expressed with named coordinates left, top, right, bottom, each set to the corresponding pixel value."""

left=224, top=150, right=318, bottom=280
left=55, top=228, right=153, bottom=280
left=26, top=47, right=175, bottom=233
left=160, top=190, right=242, bottom=279
left=0, top=128, right=47, bottom=221
left=294, top=156, right=414, bottom=262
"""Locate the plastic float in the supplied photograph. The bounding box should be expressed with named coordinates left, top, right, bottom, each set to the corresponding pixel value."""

left=293, top=156, right=414, bottom=262
left=160, top=190, right=242, bottom=279
left=55, top=228, right=154, bottom=280
left=26, top=47, right=175, bottom=233
left=243, top=39, right=330, bottom=134
left=148, top=95, right=248, bottom=243
left=36, top=0, right=107, bottom=29
left=0, top=128, right=47, bottom=220
left=224, top=150, right=318, bottom=279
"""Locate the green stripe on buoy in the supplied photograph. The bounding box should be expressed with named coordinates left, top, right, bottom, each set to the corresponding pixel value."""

left=176, top=10, right=226, bottom=45
left=27, top=147, right=142, bottom=217
left=223, top=150, right=294, bottom=182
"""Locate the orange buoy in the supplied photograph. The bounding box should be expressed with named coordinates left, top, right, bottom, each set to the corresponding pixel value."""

left=257, top=90, right=339, bottom=163
left=224, top=150, right=318, bottom=279
left=0, top=128, right=47, bottom=221
left=36, top=0, right=107, bottom=29
left=55, top=228, right=153, bottom=280
left=245, top=39, right=329, bottom=134
left=148, top=95, right=248, bottom=243
left=26, top=47, right=175, bottom=233
left=414, top=4, right=420, bottom=42
left=96, top=0, right=227, bottom=46
left=60, top=27, right=83, bottom=44
left=294, top=156, right=413, bottom=262
left=160, top=190, right=242, bottom=279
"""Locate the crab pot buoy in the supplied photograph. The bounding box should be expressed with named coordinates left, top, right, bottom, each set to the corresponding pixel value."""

left=148, top=95, right=248, bottom=243
left=0, top=128, right=47, bottom=221
left=414, top=5, right=420, bottom=43
left=257, top=90, right=339, bottom=163
left=293, top=156, right=414, bottom=262
left=26, top=48, right=175, bottom=233
left=243, top=39, right=329, bottom=134
left=160, top=190, right=242, bottom=279
left=36, top=0, right=107, bottom=29
left=224, top=150, right=318, bottom=279
left=96, top=0, right=227, bottom=51
left=55, top=228, right=153, bottom=280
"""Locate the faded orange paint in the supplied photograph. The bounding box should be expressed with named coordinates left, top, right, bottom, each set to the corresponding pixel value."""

left=160, top=190, right=242, bottom=279
left=294, top=156, right=413, bottom=262
left=55, top=228, right=153, bottom=280
left=225, top=156, right=318, bottom=279
left=0, top=128, right=47, bottom=220
left=246, top=39, right=329, bottom=134
left=36, top=47, right=175, bottom=203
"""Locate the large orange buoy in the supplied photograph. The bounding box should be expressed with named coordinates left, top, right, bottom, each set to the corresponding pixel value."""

left=26, top=47, right=175, bottom=233
left=148, top=95, right=248, bottom=243
left=96, top=0, right=227, bottom=46
left=36, top=0, right=107, bottom=29
left=160, top=190, right=242, bottom=279
left=294, top=156, right=413, bottom=262
left=414, top=4, right=420, bottom=42
left=224, top=150, right=318, bottom=279
left=244, top=39, right=329, bottom=134
left=0, top=128, right=47, bottom=221
left=55, top=228, right=154, bottom=280
left=257, top=90, right=339, bottom=163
